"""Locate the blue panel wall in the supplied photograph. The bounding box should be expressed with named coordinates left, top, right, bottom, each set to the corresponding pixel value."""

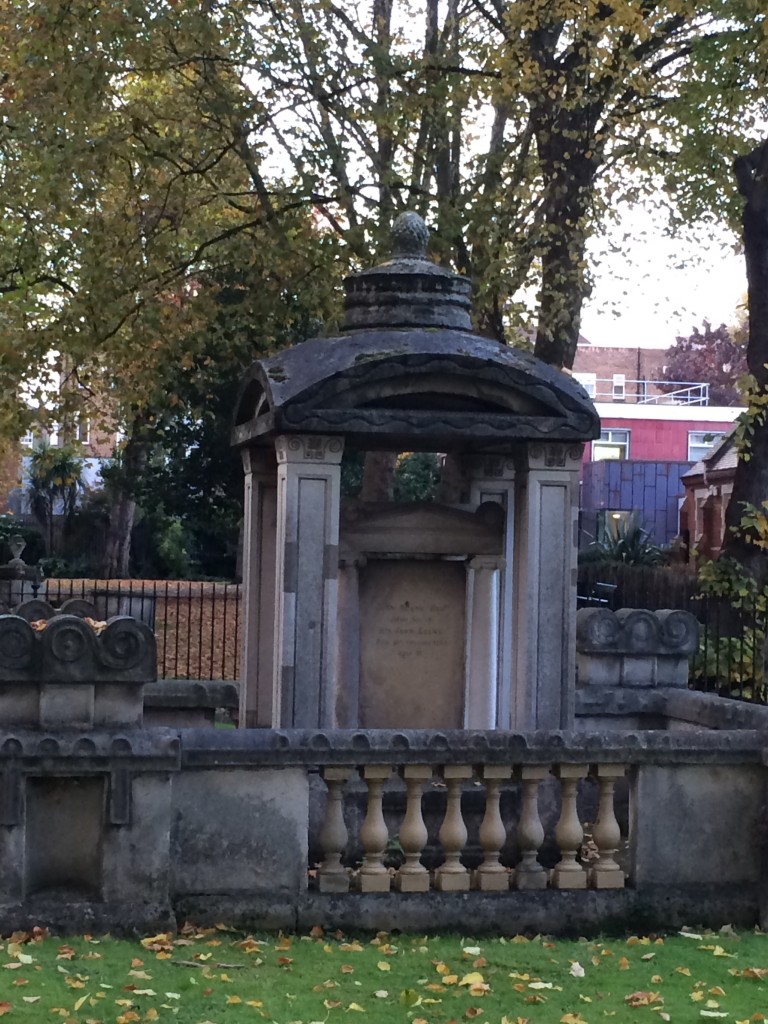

left=580, top=460, right=693, bottom=546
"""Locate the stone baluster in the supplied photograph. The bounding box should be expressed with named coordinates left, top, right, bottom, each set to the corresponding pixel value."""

left=436, top=765, right=472, bottom=892
left=551, top=764, right=588, bottom=889
left=589, top=764, right=626, bottom=889
left=395, top=764, right=432, bottom=892
left=357, top=765, right=392, bottom=892
left=514, top=766, right=548, bottom=890
left=475, top=765, right=512, bottom=891
left=317, top=768, right=352, bottom=892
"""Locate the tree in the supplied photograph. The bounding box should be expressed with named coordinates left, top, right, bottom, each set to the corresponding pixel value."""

left=252, top=0, right=768, bottom=365
left=721, top=139, right=768, bottom=587
left=1, top=0, right=767, bottom=572
left=0, top=0, right=347, bottom=573
left=27, top=442, right=84, bottom=558
left=661, top=321, right=748, bottom=406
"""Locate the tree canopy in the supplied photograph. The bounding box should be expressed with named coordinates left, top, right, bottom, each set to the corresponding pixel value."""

left=1, top=0, right=767, bottom=573
left=661, top=320, right=748, bottom=406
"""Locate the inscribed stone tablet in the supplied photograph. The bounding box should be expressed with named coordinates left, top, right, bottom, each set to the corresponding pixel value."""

left=358, top=559, right=466, bottom=728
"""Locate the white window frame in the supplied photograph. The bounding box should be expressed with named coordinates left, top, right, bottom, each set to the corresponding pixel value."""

left=612, top=373, right=626, bottom=401
left=593, top=427, right=630, bottom=461
left=573, top=372, right=597, bottom=398
left=687, top=430, right=724, bottom=463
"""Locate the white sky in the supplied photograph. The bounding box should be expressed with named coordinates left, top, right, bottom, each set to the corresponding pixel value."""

left=580, top=200, right=747, bottom=349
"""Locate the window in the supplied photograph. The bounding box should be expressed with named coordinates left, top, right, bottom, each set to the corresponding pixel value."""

left=612, top=373, right=626, bottom=401
left=20, top=429, right=34, bottom=447
left=573, top=372, right=596, bottom=398
left=687, top=430, right=724, bottom=463
left=77, top=417, right=90, bottom=444
left=593, top=428, right=630, bottom=461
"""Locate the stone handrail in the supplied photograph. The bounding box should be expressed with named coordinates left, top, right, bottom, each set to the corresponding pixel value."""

left=178, top=726, right=763, bottom=767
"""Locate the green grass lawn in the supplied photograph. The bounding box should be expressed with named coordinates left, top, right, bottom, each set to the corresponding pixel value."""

left=2, top=925, right=768, bottom=1023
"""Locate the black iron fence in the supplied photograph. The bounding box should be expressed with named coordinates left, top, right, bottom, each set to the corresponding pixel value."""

left=6, top=566, right=761, bottom=701
left=578, top=564, right=767, bottom=703
left=28, top=578, right=242, bottom=681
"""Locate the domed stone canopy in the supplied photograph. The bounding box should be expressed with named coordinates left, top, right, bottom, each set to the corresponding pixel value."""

left=233, top=328, right=599, bottom=452
left=232, top=212, right=598, bottom=452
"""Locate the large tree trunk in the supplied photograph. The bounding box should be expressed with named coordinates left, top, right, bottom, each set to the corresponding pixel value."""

left=100, top=421, right=149, bottom=578
left=532, top=102, right=601, bottom=371
left=721, top=139, right=768, bottom=587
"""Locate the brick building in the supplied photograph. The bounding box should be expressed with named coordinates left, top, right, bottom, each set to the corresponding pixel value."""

left=574, top=340, right=742, bottom=548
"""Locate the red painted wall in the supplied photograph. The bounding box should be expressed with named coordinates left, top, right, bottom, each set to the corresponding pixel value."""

left=595, top=416, right=730, bottom=461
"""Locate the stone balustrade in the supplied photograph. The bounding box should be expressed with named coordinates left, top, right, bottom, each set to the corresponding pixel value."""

left=0, top=725, right=763, bottom=933
left=577, top=607, right=699, bottom=687
left=315, top=760, right=626, bottom=894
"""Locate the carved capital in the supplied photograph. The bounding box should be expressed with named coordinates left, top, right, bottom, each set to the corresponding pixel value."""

left=526, top=442, right=583, bottom=471
left=275, top=434, right=344, bottom=466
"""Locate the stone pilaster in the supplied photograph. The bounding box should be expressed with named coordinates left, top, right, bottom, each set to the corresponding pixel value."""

left=335, top=546, right=366, bottom=728
left=464, top=555, right=504, bottom=729
left=239, top=449, right=278, bottom=728
left=273, top=435, right=344, bottom=728
left=468, top=456, right=516, bottom=728
left=512, top=442, right=583, bottom=729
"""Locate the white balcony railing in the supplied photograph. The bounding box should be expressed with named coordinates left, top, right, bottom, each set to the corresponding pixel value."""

left=574, top=375, right=710, bottom=406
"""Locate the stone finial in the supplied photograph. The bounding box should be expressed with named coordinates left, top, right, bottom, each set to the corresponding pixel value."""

left=8, top=535, right=26, bottom=565
left=342, top=210, right=471, bottom=331
left=391, top=211, right=429, bottom=259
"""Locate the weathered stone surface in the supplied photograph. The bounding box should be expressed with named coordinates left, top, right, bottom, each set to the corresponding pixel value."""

left=233, top=330, right=599, bottom=452
left=632, top=764, right=763, bottom=886
left=143, top=680, right=238, bottom=728
left=0, top=614, right=156, bottom=685
left=576, top=685, right=768, bottom=731
left=358, top=560, right=466, bottom=729
left=577, top=608, right=698, bottom=689
left=577, top=607, right=698, bottom=655
left=177, top=726, right=766, bottom=767
left=170, top=767, right=308, bottom=897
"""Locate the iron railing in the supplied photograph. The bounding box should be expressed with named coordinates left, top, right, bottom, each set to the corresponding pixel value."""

left=21, top=578, right=242, bottom=681
left=578, top=564, right=767, bottom=703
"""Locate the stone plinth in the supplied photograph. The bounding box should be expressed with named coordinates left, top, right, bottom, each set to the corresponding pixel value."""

left=577, top=607, right=698, bottom=688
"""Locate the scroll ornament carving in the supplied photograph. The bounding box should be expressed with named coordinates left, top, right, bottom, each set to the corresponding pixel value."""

left=0, top=613, right=156, bottom=683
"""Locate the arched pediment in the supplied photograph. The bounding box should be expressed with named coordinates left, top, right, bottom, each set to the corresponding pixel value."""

left=232, top=329, right=599, bottom=451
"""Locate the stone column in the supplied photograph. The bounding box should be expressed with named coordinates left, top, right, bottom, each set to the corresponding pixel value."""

left=467, top=456, right=515, bottom=728
left=512, top=443, right=583, bottom=730
left=239, top=449, right=278, bottom=728
left=273, top=434, right=344, bottom=728
left=464, top=555, right=504, bottom=729
left=335, top=546, right=365, bottom=728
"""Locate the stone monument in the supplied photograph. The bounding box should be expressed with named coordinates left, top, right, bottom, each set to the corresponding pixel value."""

left=233, top=213, right=599, bottom=732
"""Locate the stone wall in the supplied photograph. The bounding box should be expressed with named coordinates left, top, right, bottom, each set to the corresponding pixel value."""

left=1, top=609, right=766, bottom=936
